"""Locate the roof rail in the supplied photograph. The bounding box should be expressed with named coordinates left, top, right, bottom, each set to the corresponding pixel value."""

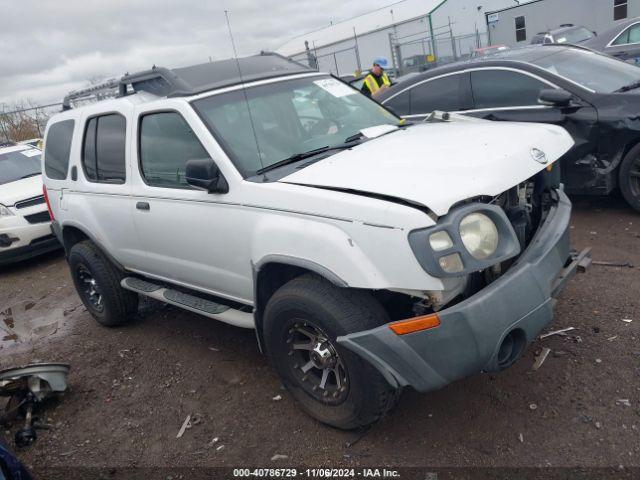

left=62, top=78, right=120, bottom=111
left=0, top=142, right=16, bottom=148
left=62, top=51, right=314, bottom=110
left=118, top=51, right=313, bottom=98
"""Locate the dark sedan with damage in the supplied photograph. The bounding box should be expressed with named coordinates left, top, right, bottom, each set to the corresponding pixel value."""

left=377, top=44, right=640, bottom=211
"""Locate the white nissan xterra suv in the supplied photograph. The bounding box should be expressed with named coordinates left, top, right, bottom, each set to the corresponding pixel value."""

left=43, top=53, right=590, bottom=429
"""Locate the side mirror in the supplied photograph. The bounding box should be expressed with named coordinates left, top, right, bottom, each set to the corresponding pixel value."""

left=538, top=88, right=572, bottom=107
left=185, top=158, right=229, bottom=193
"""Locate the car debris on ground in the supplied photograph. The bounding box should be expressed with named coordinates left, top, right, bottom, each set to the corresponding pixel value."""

left=532, top=348, right=551, bottom=370
left=176, top=415, right=191, bottom=439
left=540, top=327, right=576, bottom=339
left=0, top=363, right=70, bottom=447
left=592, top=260, right=634, bottom=268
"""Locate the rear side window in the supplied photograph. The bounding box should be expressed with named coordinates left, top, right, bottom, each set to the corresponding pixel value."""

left=44, top=120, right=75, bottom=180
left=612, top=24, right=640, bottom=45
left=410, top=75, right=464, bottom=114
left=82, top=114, right=126, bottom=183
left=139, top=112, right=210, bottom=188
left=471, top=70, right=549, bottom=109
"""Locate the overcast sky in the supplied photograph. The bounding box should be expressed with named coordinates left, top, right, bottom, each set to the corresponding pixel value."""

left=0, top=0, right=394, bottom=108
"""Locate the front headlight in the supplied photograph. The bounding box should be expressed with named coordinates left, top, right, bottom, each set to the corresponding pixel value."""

left=0, top=204, right=13, bottom=217
left=459, top=212, right=499, bottom=260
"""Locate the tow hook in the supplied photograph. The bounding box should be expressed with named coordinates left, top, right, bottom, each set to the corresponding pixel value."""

left=573, top=247, right=593, bottom=273
left=551, top=248, right=591, bottom=298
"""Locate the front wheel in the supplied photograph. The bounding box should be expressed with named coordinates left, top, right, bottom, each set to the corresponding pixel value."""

left=619, top=145, right=640, bottom=212
left=263, top=274, right=401, bottom=430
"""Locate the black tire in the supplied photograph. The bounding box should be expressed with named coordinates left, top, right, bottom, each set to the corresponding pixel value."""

left=619, top=144, right=640, bottom=212
left=68, top=240, right=138, bottom=327
left=263, top=273, right=401, bottom=430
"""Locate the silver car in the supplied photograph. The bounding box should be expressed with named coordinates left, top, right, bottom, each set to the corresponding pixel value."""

left=584, top=17, right=640, bottom=63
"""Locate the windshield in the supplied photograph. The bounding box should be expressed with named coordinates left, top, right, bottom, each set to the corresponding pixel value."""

left=0, top=148, right=42, bottom=185
left=554, top=27, right=594, bottom=44
left=192, top=75, right=400, bottom=176
left=531, top=48, right=640, bottom=93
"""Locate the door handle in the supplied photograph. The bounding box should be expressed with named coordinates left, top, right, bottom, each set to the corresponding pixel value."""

left=136, top=201, right=150, bottom=211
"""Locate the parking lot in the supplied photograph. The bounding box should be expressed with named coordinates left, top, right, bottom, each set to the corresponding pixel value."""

left=1, top=194, right=638, bottom=473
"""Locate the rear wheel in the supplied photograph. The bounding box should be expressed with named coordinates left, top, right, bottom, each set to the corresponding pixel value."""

left=263, top=273, right=400, bottom=430
left=68, top=241, right=138, bottom=327
left=619, top=145, right=640, bottom=212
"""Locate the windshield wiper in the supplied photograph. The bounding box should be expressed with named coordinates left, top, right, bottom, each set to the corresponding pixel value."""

left=20, top=172, right=41, bottom=179
left=256, top=141, right=361, bottom=175
left=615, top=80, right=640, bottom=93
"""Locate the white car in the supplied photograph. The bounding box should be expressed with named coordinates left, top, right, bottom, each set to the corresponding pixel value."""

left=0, top=142, right=59, bottom=266
left=43, top=53, right=589, bottom=429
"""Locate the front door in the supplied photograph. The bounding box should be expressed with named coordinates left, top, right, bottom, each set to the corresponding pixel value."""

left=129, top=102, right=253, bottom=304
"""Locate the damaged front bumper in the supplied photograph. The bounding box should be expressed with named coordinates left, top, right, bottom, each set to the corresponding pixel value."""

left=337, top=190, right=590, bottom=393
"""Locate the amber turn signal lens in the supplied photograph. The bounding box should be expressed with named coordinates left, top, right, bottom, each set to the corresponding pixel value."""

left=546, top=163, right=554, bottom=172
left=389, top=313, right=441, bottom=335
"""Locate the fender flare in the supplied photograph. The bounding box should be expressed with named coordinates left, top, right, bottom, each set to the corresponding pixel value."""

left=253, top=254, right=348, bottom=288
left=251, top=254, right=349, bottom=354
left=59, top=221, right=126, bottom=272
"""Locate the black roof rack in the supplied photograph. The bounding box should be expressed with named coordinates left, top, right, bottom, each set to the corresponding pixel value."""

left=63, top=52, right=313, bottom=110
left=62, top=78, right=120, bottom=110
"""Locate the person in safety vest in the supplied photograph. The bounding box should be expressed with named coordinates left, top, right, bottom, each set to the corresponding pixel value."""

left=360, top=57, right=391, bottom=98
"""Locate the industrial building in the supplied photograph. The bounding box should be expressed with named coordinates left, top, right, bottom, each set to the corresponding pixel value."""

left=486, top=0, right=640, bottom=46
left=277, top=0, right=535, bottom=76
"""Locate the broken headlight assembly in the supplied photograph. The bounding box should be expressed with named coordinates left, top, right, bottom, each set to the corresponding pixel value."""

left=409, top=203, right=521, bottom=277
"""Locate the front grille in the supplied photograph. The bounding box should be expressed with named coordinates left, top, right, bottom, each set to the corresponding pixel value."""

left=15, top=195, right=45, bottom=209
left=24, top=211, right=51, bottom=224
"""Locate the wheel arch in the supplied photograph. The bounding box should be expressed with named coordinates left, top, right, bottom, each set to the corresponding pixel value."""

left=252, top=256, right=348, bottom=352
left=619, top=136, right=640, bottom=165
left=60, top=223, right=125, bottom=272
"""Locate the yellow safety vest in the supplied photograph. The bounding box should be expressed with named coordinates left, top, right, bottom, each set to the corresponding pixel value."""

left=364, top=72, right=391, bottom=94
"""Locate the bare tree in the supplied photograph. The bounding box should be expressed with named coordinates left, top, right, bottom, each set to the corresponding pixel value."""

left=0, top=100, right=54, bottom=143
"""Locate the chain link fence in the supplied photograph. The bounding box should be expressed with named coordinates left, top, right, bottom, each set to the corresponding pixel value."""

left=0, top=103, right=61, bottom=143
left=394, top=28, right=490, bottom=76
left=288, top=21, right=491, bottom=79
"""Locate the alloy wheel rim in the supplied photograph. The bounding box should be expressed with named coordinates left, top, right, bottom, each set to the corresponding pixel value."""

left=285, top=321, right=349, bottom=405
left=77, top=265, right=104, bottom=312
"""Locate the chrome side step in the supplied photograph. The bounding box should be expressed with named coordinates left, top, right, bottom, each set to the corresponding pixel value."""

left=121, top=277, right=254, bottom=329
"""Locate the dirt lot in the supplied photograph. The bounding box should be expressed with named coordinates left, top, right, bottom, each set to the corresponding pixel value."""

left=1, top=195, right=639, bottom=476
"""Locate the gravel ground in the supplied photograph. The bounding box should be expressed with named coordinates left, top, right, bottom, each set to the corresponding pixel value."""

left=0, top=195, right=638, bottom=476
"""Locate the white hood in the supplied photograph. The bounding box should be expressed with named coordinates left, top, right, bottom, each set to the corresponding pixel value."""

left=280, top=120, right=574, bottom=216
left=0, top=175, right=43, bottom=206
